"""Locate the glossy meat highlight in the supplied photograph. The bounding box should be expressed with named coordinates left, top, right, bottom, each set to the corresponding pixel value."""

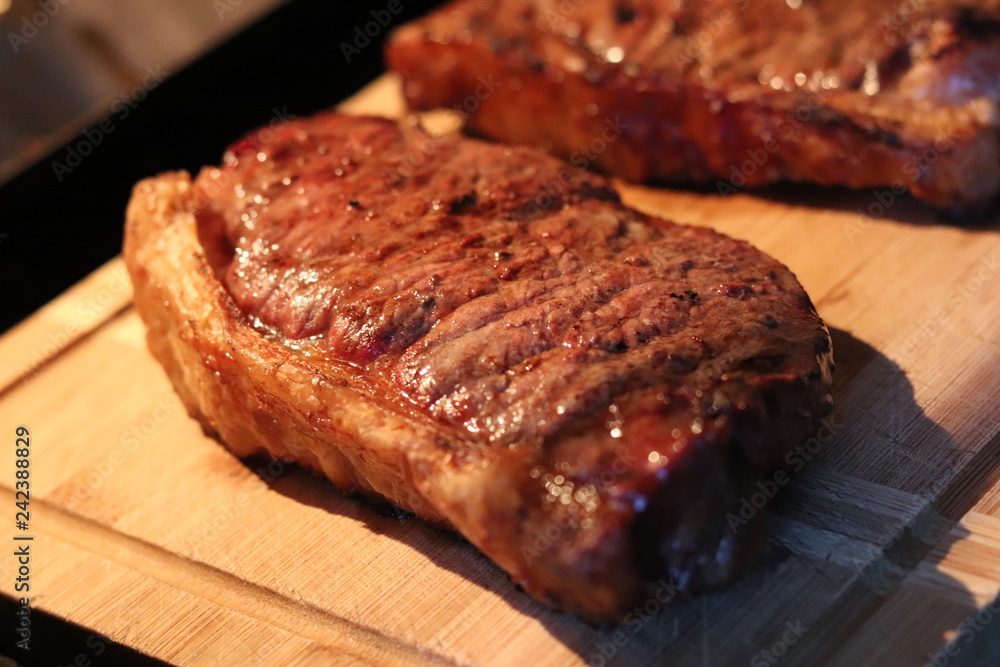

left=125, top=113, right=834, bottom=622
left=388, top=0, right=1000, bottom=214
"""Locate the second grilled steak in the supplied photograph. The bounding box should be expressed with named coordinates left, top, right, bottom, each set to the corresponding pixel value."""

left=388, top=0, right=1000, bottom=215
left=125, top=113, right=834, bottom=622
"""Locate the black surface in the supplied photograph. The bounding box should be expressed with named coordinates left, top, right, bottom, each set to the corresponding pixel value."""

left=0, top=2, right=444, bottom=660
left=0, top=594, right=171, bottom=666
left=0, top=0, right=443, bottom=334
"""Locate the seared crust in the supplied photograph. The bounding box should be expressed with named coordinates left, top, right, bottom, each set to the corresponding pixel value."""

left=124, top=115, right=834, bottom=622
left=124, top=172, right=455, bottom=524
left=388, top=0, right=1000, bottom=213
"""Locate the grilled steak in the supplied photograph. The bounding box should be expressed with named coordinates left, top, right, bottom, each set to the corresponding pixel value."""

left=124, top=113, right=834, bottom=622
left=387, top=0, right=1000, bottom=214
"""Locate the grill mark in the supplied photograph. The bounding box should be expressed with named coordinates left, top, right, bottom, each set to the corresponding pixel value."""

left=395, top=260, right=662, bottom=405
left=199, top=113, right=829, bottom=452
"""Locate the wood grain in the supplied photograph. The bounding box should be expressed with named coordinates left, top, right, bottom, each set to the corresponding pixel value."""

left=0, top=258, right=131, bottom=394
left=1, top=74, right=998, bottom=666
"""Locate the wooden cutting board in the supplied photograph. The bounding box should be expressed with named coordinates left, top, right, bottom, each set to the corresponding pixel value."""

left=1, top=75, right=999, bottom=666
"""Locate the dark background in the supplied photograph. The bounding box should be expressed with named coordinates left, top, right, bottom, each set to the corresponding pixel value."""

left=0, top=0, right=438, bottom=658
left=0, top=0, right=443, bottom=334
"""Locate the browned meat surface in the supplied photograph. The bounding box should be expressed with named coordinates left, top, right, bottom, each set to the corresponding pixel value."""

left=387, top=0, right=1000, bottom=215
left=124, top=113, right=834, bottom=623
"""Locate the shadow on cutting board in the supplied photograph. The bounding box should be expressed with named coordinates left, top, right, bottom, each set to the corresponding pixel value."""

left=748, top=183, right=1000, bottom=230
left=661, top=180, right=1000, bottom=230
left=0, top=594, right=171, bottom=667
left=251, top=328, right=991, bottom=666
